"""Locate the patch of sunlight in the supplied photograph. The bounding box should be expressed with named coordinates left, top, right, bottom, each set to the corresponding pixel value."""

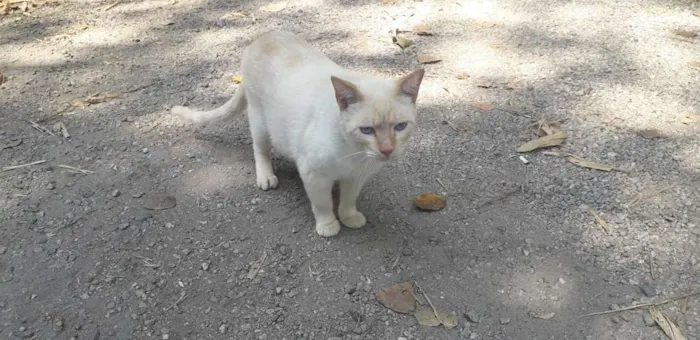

left=70, top=25, right=140, bottom=46
left=180, top=162, right=251, bottom=195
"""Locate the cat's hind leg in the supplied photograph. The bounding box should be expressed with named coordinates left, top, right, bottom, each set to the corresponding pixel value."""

left=247, top=105, right=278, bottom=190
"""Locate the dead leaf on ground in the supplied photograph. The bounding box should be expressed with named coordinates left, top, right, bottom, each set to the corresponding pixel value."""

left=415, top=192, right=446, bottom=211
left=532, top=120, right=562, bottom=137
left=517, top=131, right=567, bottom=153
left=455, top=72, right=470, bottom=80
left=412, top=23, right=433, bottom=36
left=637, top=129, right=665, bottom=139
left=417, top=55, right=441, bottom=64
left=689, top=61, right=700, bottom=70
left=258, top=1, right=286, bottom=12
left=475, top=79, right=494, bottom=88
left=649, top=306, right=686, bottom=340
left=376, top=282, right=417, bottom=314
left=566, top=156, right=615, bottom=172
left=232, top=75, right=243, bottom=84
left=0, top=139, right=22, bottom=150
left=680, top=298, right=688, bottom=314
left=0, top=72, right=6, bottom=85
left=392, top=35, right=413, bottom=49
left=671, top=29, right=698, bottom=38
left=414, top=306, right=458, bottom=328
left=533, top=312, right=556, bottom=320
left=470, top=101, right=493, bottom=111
left=488, top=42, right=504, bottom=49
left=143, top=193, right=177, bottom=210
left=70, top=92, right=122, bottom=108
left=681, top=112, right=700, bottom=124
left=588, top=208, right=611, bottom=234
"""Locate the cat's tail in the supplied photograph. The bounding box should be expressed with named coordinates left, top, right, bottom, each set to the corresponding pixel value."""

left=171, top=88, right=247, bottom=125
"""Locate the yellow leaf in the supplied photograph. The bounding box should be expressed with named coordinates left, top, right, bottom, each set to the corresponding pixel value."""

left=392, top=35, right=413, bottom=49
left=232, top=75, right=243, bottom=84
left=455, top=72, right=470, bottom=80
left=517, top=131, right=567, bottom=152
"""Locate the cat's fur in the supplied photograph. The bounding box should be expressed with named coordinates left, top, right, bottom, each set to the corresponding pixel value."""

left=171, top=30, right=425, bottom=237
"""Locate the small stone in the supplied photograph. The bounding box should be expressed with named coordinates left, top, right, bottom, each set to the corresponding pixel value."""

left=47, top=182, right=56, bottom=190
left=610, top=303, right=620, bottom=311
left=219, top=324, right=228, bottom=334
left=132, top=192, right=144, bottom=198
left=53, top=319, right=64, bottom=332
left=643, top=312, right=656, bottom=326
left=352, top=326, right=363, bottom=335
left=287, top=290, right=299, bottom=298
left=558, top=277, right=566, bottom=285
left=142, top=148, right=149, bottom=154
left=398, top=337, right=408, bottom=340
left=470, top=333, right=479, bottom=339
left=119, top=223, right=130, bottom=230
left=275, top=287, right=283, bottom=295
left=80, top=293, right=90, bottom=300
left=465, top=311, right=480, bottom=323
left=499, top=317, right=510, bottom=325
left=111, top=189, right=120, bottom=197
left=241, top=324, right=251, bottom=331
left=611, top=316, right=620, bottom=324
left=640, top=284, right=657, bottom=297
left=344, top=285, right=356, bottom=295
left=0, top=246, right=6, bottom=254
left=401, top=248, right=413, bottom=256
left=106, top=301, right=115, bottom=309
left=202, top=262, right=210, bottom=271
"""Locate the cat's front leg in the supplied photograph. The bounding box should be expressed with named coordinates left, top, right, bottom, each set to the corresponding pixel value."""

left=299, top=171, right=341, bottom=237
left=338, top=177, right=368, bottom=229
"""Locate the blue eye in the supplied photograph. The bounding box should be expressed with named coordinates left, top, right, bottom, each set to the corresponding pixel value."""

left=394, top=122, right=408, bottom=131
left=359, top=126, right=375, bottom=135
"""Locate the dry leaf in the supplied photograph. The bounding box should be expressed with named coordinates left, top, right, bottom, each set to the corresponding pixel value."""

left=681, top=112, right=700, bottom=123
left=456, top=72, right=470, bottom=80
left=412, top=23, right=433, bottom=36
left=566, top=156, right=614, bottom=172
left=52, top=121, right=70, bottom=138
left=392, top=35, right=413, bottom=49
left=638, top=129, right=664, bottom=139
left=689, top=61, right=700, bottom=70
left=375, top=282, right=417, bottom=314
left=588, top=208, right=610, bottom=234
left=414, top=307, right=457, bottom=328
left=470, top=101, right=492, bottom=111
left=532, top=121, right=562, bottom=137
left=680, top=298, right=688, bottom=314
left=534, top=312, right=555, bottom=320
left=143, top=193, right=177, bottom=210
left=415, top=192, right=446, bottom=211
left=258, top=1, right=287, bottom=12
left=649, top=306, right=686, bottom=340
left=517, top=131, right=567, bottom=152
left=0, top=139, right=22, bottom=150
left=232, top=75, right=243, bottom=84
left=475, top=80, right=494, bottom=88
left=0, top=72, right=6, bottom=85
left=671, top=29, right=698, bottom=38
left=488, top=42, right=504, bottom=49
left=417, top=55, right=441, bottom=64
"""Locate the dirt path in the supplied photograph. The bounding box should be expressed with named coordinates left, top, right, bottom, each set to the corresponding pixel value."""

left=1, top=0, right=699, bottom=339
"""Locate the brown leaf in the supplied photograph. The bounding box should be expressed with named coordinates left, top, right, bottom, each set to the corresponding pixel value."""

left=681, top=112, right=700, bottom=123
left=689, top=61, right=700, bottom=70
left=417, top=55, right=442, bottom=64
left=258, top=2, right=287, bottom=12
left=0, top=72, right=6, bottom=85
left=415, top=192, right=447, bottom=211
left=393, top=35, right=413, bottom=49
left=517, top=131, right=567, bottom=152
left=671, top=29, right=698, bottom=38
left=681, top=298, right=688, bottom=314
left=566, top=156, right=615, bottom=172
left=375, top=282, right=417, bottom=314
left=143, top=193, right=177, bottom=210
left=414, top=306, right=458, bottom=328
left=649, top=306, right=686, bottom=340
left=532, top=120, right=562, bottom=137
left=638, top=129, right=664, bottom=139
left=412, top=23, right=433, bottom=36
left=588, top=208, right=610, bottom=234
left=232, top=75, right=243, bottom=84
left=533, top=312, right=555, bottom=320
left=470, top=101, right=492, bottom=111
left=455, top=72, right=470, bottom=80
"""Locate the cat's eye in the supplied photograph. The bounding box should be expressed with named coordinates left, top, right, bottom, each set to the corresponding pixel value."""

left=359, top=126, right=375, bottom=135
left=394, top=122, right=408, bottom=131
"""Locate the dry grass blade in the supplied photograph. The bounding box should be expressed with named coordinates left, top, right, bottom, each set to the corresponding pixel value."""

left=580, top=291, right=700, bottom=317
left=103, top=0, right=121, bottom=11
left=629, top=185, right=672, bottom=207
left=517, top=131, right=567, bottom=153
left=588, top=208, right=610, bottom=234
left=566, top=155, right=615, bottom=172
left=70, top=92, right=122, bottom=108
left=0, top=72, right=6, bottom=85
left=2, top=159, right=46, bottom=171
left=649, top=306, right=686, bottom=340
left=0, top=139, right=22, bottom=150
left=245, top=251, right=267, bottom=279
left=414, top=282, right=444, bottom=326
left=27, top=120, right=55, bottom=136
left=57, top=164, right=93, bottom=174
left=258, top=1, right=287, bottom=12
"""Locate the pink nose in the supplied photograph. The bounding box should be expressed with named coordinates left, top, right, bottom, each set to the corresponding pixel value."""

left=380, top=147, right=394, bottom=156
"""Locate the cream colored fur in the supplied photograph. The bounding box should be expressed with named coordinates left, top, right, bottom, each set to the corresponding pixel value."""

left=171, top=30, right=425, bottom=237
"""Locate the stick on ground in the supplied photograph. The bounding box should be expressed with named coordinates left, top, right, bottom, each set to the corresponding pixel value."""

left=414, top=281, right=444, bottom=325
left=580, top=291, right=700, bottom=317
left=2, top=160, right=46, bottom=171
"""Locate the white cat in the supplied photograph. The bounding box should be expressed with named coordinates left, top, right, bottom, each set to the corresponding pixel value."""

left=171, top=30, right=425, bottom=237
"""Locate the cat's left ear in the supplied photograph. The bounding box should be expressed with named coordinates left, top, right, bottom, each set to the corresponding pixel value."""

left=396, top=68, right=425, bottom=103
left=331, top=76, right=363, bottom=111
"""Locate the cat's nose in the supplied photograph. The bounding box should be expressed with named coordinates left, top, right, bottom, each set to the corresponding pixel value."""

left=380, top=147, right=394, bottom=156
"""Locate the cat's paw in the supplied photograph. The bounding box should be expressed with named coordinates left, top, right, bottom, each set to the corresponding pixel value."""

left=315, top=219, right=341, bottom=237
left=339, top=211, right=367, bottom=229
left=256, top=174, right=279, bottom=191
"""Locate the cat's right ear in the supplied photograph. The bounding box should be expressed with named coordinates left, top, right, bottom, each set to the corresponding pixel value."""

left=331, top=76, right=363, bottom=111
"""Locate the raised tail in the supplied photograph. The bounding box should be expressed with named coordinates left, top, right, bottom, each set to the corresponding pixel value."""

left=171, top=88, right=247, bottom=125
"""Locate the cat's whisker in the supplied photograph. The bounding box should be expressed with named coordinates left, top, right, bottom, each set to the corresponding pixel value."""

left=340, top=151, right=367, bottom=160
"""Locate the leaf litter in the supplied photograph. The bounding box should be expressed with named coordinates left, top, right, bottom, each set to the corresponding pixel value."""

left=376, top=281, right=457, bottom=329
left=649, top=306, right=686, bottom=340
left=637, top=129, right=665, bottom=139
left=566, top=155, right=618, bottom=172
left=588, top=208, right=610, bottom=234
left=517, top=131, right=567, bottom=153
left=392, top=34, right=413, bottom=49
left=414, top=192, right=446, bottom=211
left=411, top=23, right=433, bottom=36
left=417, top=55, right=441, bottom=64
left=70, top=92, right=122, bottom=108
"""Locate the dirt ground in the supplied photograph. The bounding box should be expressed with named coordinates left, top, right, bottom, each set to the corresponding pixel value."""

left=1, top=0, right=700, bottom=339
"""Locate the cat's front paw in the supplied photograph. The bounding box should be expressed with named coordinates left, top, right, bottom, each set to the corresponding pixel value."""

left=339, top=211, right=367, bottom=229
left=315, top=219, right=341, bottom=237
left=256, top=174, right=279, bottom=191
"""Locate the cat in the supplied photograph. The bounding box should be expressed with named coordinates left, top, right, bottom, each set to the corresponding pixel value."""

left=171, top=30, right=425, bottom=237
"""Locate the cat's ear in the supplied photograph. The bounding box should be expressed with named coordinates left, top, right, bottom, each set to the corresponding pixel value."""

left=331, top=76, right=363, bottom=111
left=396, top=68, right=425, bottom=103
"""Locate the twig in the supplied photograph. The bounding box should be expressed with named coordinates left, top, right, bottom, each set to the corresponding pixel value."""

left=27, top=120, right=55, bottom=136
left=165, top=291, right=187, bottom=311
left=436, top=178, right=451, bottom=194
left=2, top=159, right=46, bottom=171
left=580, top=291, right=700, bottom=317
left=629, top=186, right=672, bottom=207
left=588, top=208, right=610, bottom=234
left=391, top=249, right=401, bottom=269
left=103, top=0, right=122, bottom=11
left=648, top=249, right=656, bottom=280
left=58, top=164, right=94, bottom=174
left=414, top=281, right=444, bottom=325
left=245, top=251, right=267, bottom=280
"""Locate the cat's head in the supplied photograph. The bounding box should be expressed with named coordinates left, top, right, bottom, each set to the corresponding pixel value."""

left=331, top=69, right=425, bottom=162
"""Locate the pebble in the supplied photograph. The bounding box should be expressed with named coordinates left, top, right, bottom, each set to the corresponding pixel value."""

left=499, top=317, right=511, bottom=325
left=275, top=287, right=283, bottom=295
left=241, top=324, right=251, bottom=331
left=202, top=262, right=210, bottom=271
left=219, top=324, right=228, bottom=334
left=470, top=333, right=479, bottom=339
left=643, top=312, right=656, bottom=326
left=119, top=223, right=130, bottom=231
left=0, top=246, right=6, bottom=254
left=111, top=189, right=120, bottom=197
left=465, top=311, right=480, bottom=323
left=401, top=248, right=413, bottom=256
left=287, top=290, right=299, bottom=298
left=640, top=284, right=657, bottom=297
left=80, top=293, right=90, bottom=300
left=142, top=148, right=149, bottom=154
